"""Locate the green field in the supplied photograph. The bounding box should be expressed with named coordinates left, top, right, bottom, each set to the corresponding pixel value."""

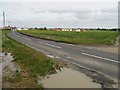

left=2, top=30, right=57, bottom=88
left=19, top=30, right=119, bottom=45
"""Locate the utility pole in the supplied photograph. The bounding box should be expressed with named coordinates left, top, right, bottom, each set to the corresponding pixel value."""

left=3, top=12, right=5, bottom=28
left=8, top=21, right=10, bottom=26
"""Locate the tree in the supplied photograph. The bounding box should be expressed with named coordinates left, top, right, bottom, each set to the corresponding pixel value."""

left=44, top=27, right=47, bottom=30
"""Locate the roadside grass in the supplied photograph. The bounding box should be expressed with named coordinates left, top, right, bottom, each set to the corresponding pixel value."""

left=19, top=30, right=119, bottom=46
left=2, top=30, right=56, bottom=88
left=4, top=70, right=23, bottom=84
left=3, top=69, right=43, bottom=88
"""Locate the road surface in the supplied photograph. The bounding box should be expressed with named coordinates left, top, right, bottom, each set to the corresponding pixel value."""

left=8, top=31, right=119, bottom=82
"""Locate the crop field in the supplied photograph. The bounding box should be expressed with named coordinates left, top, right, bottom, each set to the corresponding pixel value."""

left=2, top=30, right=56, bottom=88
left=19, top=30, right=119, bottom=45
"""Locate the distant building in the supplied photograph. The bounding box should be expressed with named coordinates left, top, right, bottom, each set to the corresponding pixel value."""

left=75, top=29, right=81, bottom=32
left=3, top=26, right=11, bottom=30
left=47, top=28, right=86, bottom=32
left=17, top=28, right=22, bottom=30
left=17, top=27, right=28, bottom=30
left=61, top=28, right=84, bottom=32
left=49, top=28, right=62, bottom=31
left=62, top=28, right=72, bottom=31
left=24, top=28, right=28, bottom=30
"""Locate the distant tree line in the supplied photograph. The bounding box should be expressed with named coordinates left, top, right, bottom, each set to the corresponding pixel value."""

left=90, top=28, right=119, bottom=31
left=28, top=27, right=120, bottom=31
left=29, top=27, right=47, bottom=30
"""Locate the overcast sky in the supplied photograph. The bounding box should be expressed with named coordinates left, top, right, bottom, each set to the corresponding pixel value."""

left=0, top=0, right=119, bottom=28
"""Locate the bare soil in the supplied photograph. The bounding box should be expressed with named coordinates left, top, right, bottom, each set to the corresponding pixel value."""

left=95, top=46, right=118, bottom=54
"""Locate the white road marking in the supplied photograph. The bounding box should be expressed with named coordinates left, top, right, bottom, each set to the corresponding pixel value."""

left=23, top=37, right=31, bottom=41
left=82, top=52, right=120, bottom=64
left=38, top=42, right=61, bottom=49
left=13, top=32, right=20, bottom=37
left=46, top=55, right=55, bottom=58
left=13, top=32, right=31, bottom=41
left=25, top=43, right=59, bottom=59
left=13, top=32, right=15, bottom=35
left=38, top=42, right=44, bottom=44
left=55, top=56, right=60, bottom=59
left=67, top=56, right=75, bottom=60
left=25, top=44, right=49, bottom=54
left=67, top=43, right=95, bottom=49
left=15, top=34, right=20, bottom=37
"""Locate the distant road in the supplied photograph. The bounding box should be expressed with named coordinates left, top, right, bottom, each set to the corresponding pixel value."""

left=8, top=31, right=119, bottom=81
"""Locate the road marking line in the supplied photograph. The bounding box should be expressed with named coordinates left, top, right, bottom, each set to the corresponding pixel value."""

left=13, top=32, right=15, bottom=34
left=25, top=44, right=49, bottom=54
left=23, top=37, right=31, bottom=41
left=82, top=52, right=120, bottom=64
left=55, top=56, right=60, bottom=59
left=67, top=43, right=95, bottom=49
left=38, top=42, right=61, bottom=49
left=67, top=56, right=75, bottom=60
left=13, top=33, right=20, bottom=37
left=13, top=32, right=21, bottom=37
left=16, top=35, right=20, bottom=37
left=46, top=55, right=54, bottom=58
left=38, top=42, right=44, bottom=44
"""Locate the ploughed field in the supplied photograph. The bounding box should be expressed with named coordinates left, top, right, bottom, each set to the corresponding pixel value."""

left=19, top=30, right=119, bottom=45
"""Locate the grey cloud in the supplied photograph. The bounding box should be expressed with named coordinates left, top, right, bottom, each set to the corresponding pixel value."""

left=30, top=8, right=36, bottom=11
left=34, top=9, right=47, bottom=13
left=74, top=11, right=92, bottom=19
left=34, top=9, right=93, bottom=20
left=0, top=2, right=117, bottom=28
left=50, top=9, right=92, bottom=14
left=101, top=7, right=117, bottom=14
left=34, top=9, right=92, bottom=14
left=94, top=13, right=117, bottom=25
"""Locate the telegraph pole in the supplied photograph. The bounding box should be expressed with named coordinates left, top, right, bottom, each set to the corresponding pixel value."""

left=8, top=21, right=10, bottom=26
left=3, top=12, right=5, bottom=28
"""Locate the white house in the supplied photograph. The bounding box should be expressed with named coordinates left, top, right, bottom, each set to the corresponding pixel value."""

left=75, top=29, right=81, bottom=32
left=17, top=28, right=28, bottom=30
left=24, top=28, right=28, bottom=30
left=17, top=28, right=22, bottom=30
left=61, top=28, right=86, bottom=32
left=62, top=28, right=73, bottom=31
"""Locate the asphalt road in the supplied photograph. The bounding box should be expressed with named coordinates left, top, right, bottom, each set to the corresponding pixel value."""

left=8, top=31, right=119, bottom=82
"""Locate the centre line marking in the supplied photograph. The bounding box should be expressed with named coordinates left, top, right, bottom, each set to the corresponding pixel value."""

left=38, top=42, right=62, bottom=49
left=82, top=52, right=120, bottom=64
left=23, top=37, right=31, bottom=41
left=13, top=33, right=20, bottom=37
left=13, top=32, right=22, bottom=37
left=16, top=34, right=20, bottom=37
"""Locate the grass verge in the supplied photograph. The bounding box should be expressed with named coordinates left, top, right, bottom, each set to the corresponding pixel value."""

left=2, top=30, right=56, bottom=88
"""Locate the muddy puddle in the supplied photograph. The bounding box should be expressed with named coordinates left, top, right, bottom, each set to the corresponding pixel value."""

left=2, top=52, right=22, bottom=74
left=2, top=52, right=22, bottom=88
left=2, top=53, right=16, bottom=71
left=39, top=68, right=101, bottom=88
